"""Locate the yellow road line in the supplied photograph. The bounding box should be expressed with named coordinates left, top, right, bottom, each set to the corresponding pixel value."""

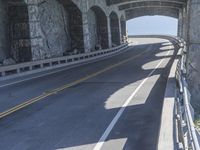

left=0, top=49, right=149, bottom=119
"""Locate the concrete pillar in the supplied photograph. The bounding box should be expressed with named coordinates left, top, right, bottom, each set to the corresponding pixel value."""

left=118, top=19, right=122, bottom=44
left=26, top=0, right=45, bottom=61
left=81, top=0, right=91, bottom=52
left=178, top=10, right=183, bottom=37
left=107, top=16, right=112, bottom=48
left=182, top=7, right=188, bottom=40
left=120, top=19, right=127, bottom=43
left=186, top=0, right=200, bottom=109
left=82, top=12, right=91, bottom=52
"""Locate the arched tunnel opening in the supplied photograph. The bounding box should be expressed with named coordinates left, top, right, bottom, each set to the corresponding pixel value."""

left=126, top=16, right=178, bottom=36
left=60, top=1, right=84, bottom=52
left=110, top=12, right=121, bottom=46
left=0, top=1, right=31, bottom=64
left=87, top=6, right=109, bottom=50
left=39, top=0, right=84, bottom=58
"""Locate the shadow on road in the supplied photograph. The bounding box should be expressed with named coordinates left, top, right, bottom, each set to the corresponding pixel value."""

left=0, top=38, right=179, bottom=150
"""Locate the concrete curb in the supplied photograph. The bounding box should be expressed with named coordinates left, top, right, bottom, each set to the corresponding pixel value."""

left=157, top=57, right=179, bottom=150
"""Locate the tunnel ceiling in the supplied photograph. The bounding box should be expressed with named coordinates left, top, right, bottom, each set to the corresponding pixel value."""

left=106, top=0, right=187, bottom=6
left=118, top=1, right=184, bottom=10
left=126, top=7, right=179, bottom=20
left=107, top=0, right=186, bottom=20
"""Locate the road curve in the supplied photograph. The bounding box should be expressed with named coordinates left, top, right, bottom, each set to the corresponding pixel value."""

left=0, top=37, right=178, bottom=150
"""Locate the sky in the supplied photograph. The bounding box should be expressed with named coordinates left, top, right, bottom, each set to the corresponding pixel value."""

left=127, top=16, right=178, bottom=36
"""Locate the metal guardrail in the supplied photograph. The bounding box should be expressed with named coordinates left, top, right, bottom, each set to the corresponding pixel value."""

left=175, top=40, right=200, bottom=150
left=0, top=44, right=128, bottom=80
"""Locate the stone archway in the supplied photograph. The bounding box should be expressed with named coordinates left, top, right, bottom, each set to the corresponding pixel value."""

left=110, top=12, right=120, bottom=46
left=0, top=0, right=31, bottom=63
left=88, top=6, right=109, bottom=50
left=38, top=0, right=84, bottom=58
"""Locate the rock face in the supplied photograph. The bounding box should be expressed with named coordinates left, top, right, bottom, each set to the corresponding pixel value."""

left=187, top=44, right=200, bottom=111
left=38, top=0, right=71, bottom=59
left=187, top=1, right=200, bottom=111
left=3, top=58, right=16, bottom=66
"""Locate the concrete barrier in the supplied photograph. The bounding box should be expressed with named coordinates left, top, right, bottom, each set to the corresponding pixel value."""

left=128, top=35, right=183, bottom=47
left=0, top=44, right=128, bottom=81
left=157, top=36, right=200, bottom=150
left=157, top=38, right=181, bottom=150
left=175, top=40, right=200, bottom=150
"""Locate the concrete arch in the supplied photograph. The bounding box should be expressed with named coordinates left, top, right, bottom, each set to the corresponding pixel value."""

left=86, top=1, right=108, bottom=15
left=85, top=0, right=120, bottom=15
left=87, top=5, right=109, bottom=50
left=106, top=0, right=187, bottom=6
left=126, top=7, right=179, bottom=20
left=119, top=1, right=183, bottom=11
left=110, top=11, right=121, bottom=46
left=59, top=0, right=83, bottom=12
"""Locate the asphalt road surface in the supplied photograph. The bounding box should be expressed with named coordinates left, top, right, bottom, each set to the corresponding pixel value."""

left=0, top=37, right=178, bottom=150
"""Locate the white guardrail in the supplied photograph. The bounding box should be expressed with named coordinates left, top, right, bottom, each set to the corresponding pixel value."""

left=0, top=44, right=128, bottom=80
left=175, top=39, right=200, bottom=150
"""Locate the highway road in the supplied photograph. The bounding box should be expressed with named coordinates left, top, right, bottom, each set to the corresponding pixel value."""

left=0, top=37, right=178, bottom=150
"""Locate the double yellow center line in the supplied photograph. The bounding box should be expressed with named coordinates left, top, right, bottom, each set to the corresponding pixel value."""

left=0, top=48, right=149, bottom=119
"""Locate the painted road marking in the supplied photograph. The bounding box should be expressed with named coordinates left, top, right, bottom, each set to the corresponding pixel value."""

left=93, top=49, right=171, bottom=150
left=0, top=48, right=150, bottom=119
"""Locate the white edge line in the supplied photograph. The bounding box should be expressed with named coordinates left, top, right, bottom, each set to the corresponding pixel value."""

left=93, top=50, right=171, bottom=150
